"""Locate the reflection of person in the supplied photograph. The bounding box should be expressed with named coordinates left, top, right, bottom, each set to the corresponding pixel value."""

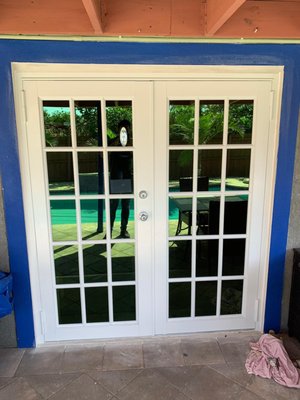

left=109, top=120, right=132, bottom=238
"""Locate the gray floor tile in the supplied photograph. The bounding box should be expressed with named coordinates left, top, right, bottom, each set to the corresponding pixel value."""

left=116, top=369, right=189, bottom=400
left=61, top=345, right=104, bottom=372
left=216, top=332, right=261, bottom=345
left=0, top=348, right=24, bottom=377
left=158, top=365, right=245, bottom=400
left=209, top=363, right=253, bottom=387
left=0, top=334, right=298, bottom=400
left=236, top=389, right=266, bottom=400
left=246, top=374, right=300, bottom=400
left=103, top=343, right=143, bottom=371
left=281, top=334, right=300, bottom=361
left=87, top=369, right=142, bottom=394
left=211, top=353, right=300, bottom=400
left=15, top=347, right=64, bottom=376
left=0, top=377, right=42, bottom=400
left=181, top=338, right=225, bottom=365
left=0, top=377, right=16, bottom=390
left=143, top=340, right=184, bottom=368
left=24, top=373, right=80, bottom=399
left=219, top=341, right=251, bottom=364
left=49, top=374, right=113, bottom=400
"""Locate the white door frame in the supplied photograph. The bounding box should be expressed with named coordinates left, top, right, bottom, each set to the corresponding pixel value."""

left=12, top=63, right=283, bottom=345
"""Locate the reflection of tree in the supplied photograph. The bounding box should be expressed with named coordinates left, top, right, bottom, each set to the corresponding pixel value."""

left=44, top=104, right=132, bottom=146
left=44, top=101, right=252, bottom=147
left=44, top=110, right=71, bottom=147
left=199, top=103, right=224, bottom=144
left=76, top=106, right=100, bottom=146
left=169, top=104, right=194, bottom=145
left=169, top=102, right=253, bottom=170
left=106, top=106, right=132, bottom=139
left=169, top=102, right=253, bottom=145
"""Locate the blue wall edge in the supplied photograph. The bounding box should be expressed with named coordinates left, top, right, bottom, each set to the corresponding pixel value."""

left=0, top=40, right=299, bottom=347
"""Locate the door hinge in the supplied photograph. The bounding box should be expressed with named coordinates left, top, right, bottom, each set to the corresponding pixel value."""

left=21, top=89, right=28, bottom=123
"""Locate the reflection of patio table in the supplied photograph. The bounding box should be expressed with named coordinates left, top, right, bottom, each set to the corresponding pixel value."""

left=171, top=196, right=245, bottom=235
left=171, top=197, right=211, bottom=235
left=171, top=197, right=212, bottom=213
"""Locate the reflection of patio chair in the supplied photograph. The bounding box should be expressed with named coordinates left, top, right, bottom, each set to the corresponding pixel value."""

left=179, top=176, right=209, bottom=192
left=176, top=176, right=209, bottom=235
left=208, top=199, right=248, bottom=235
left=207, top=199, right=248, bottom=276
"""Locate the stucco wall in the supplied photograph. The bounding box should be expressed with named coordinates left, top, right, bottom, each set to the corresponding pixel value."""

left=281, top=111, right=300, bottom=331
left=0, top=175, right=17, bottom=347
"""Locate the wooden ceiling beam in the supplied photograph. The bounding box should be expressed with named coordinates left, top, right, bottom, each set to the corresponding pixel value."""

left=81, top=0, right=103, bottom=33
left=206, top=0, right=246, bottom=36
left=214, top=1, right=300, bottom=38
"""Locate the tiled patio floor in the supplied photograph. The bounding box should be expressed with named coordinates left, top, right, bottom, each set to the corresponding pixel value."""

left=0, top=332, right=299, bottom=399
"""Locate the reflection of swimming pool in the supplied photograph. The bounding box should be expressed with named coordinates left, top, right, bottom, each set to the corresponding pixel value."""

left=50, top=199, right=134, bottom=224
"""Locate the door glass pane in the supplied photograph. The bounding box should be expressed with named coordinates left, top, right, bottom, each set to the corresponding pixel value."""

left=198, top=150, right=222, bottom=191
left=54, top=245, right=79, bottom=284
left=85, top=287, right=109, bottom=323
left=75, top=101, right=102, bottom=147
left=195, top=281, right=217, bottom=316
left=169, top=150, right=193, bottom=192
left=169, top=283, right=191, bottom=318
left=226, top=149, right=251, bottom=191
left=110, top=199, right=134, bottom=239
left=228, top=100, right=253, bottom=144
left=223, top=239, right=246, bottom=276
left=80, top=199, right=106, bottom=240
left=43, top=101, right=71, bottom=147
left=47, top=152, right=74, bottom=196
left=198, top=196, right=220, bottom=235
left=106, top=101, right=132, bottom=147
left=113, top=286, right=136, bottom=321
left=196, top=240, right=218, bottom=277
left=169, top=101, right=195, bottom=145
left=224, top=196, right=248, bottom=234
left=169, top=197, right=192, bottom=236
left=109, top=152, right=133, bottom=194
left=83, top=244, right=107, bottom=283
left=57, top=288, right=82, bottom=324
left=111, top=243, right=135, bottom=281
left=199, top=100, right=224, bottom=145
left=221, top=280, right=243, bottom=315
left=169, top=240, right=191, bottom=278
left=51, top=200, right=77, bottom=241
left=78, top=152, right=104, bottom=195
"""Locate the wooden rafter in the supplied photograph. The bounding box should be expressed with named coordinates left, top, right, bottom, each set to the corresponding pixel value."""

left=206, top=0, right=246, bottom=36
left=81, top=0, right=103, bottom=33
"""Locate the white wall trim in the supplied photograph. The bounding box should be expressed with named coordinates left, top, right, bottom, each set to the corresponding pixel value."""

left=12, top=63, right=283, bottom=343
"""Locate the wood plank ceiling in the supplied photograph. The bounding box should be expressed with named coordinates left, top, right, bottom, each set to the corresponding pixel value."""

left=0, top=0, right=299, bottom=39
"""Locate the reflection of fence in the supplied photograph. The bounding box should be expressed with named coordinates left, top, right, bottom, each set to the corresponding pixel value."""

left=48, top=151, right=250, bottom=183
left=47, top=153, right=74, bottom=182
left=47, top=153, right=99, bottom=182
left=169, top=150, right=250, bottom=180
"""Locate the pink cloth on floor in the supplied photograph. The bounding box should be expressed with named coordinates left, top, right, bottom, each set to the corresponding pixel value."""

left=245, top=334, right=300, bottom=388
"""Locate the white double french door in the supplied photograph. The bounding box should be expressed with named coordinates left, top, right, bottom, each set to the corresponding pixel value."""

left=19, top=67, right=279, bottom=343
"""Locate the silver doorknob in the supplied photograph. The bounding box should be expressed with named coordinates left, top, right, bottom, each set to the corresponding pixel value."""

left=139, top=211, right=149, bottom=221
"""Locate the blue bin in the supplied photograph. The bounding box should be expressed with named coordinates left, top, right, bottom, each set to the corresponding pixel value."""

left=0, top=271, right=13, bottom=318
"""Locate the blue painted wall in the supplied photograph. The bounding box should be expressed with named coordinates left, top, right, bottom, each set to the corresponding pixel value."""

left=0, top=40, right=299, bottom=347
